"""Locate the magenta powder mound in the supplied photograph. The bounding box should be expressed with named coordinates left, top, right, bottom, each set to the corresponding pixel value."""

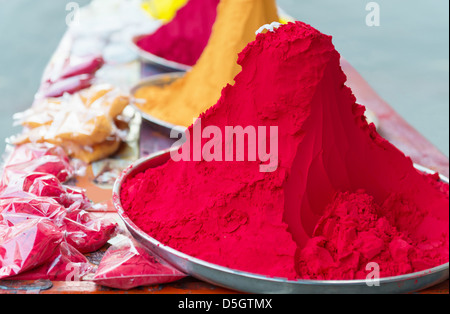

left=136, top=0, right=220, bottom=66
left=123, top=22, right=449, bottom=280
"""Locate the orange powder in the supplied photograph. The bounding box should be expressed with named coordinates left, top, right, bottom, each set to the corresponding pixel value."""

left=134, top=0, right=279, bottom=127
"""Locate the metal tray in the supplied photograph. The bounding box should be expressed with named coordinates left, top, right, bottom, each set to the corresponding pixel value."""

left=113, top=150, right=449, bottom=294
left=131, top=35, right=193, bottom=72
left=130, top=72, right=187, bottom=137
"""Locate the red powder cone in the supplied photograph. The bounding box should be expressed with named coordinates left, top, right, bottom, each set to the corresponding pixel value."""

left=122, top=22, right=449, bottom=280
left=137, top=0, right=220, bottom=66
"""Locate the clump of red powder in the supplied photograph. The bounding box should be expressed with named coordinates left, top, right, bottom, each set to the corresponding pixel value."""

left=136, top=0, right=220, bottom=66
left=122, top=22, right=449, bottom=280
left=296, top=188, right=449, bottom=280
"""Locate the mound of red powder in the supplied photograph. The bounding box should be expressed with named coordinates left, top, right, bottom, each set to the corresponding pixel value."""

left=296, top=186, right=449, bottom=280
left=136, top=0, right=220, bottom=66
left=122, top=22, right=449, bottom=280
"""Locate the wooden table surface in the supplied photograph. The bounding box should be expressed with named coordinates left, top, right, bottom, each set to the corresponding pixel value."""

left=0, top=13, right=448, bottom=295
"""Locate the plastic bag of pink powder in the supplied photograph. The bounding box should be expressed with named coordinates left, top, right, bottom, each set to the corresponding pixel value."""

left=0, top=143, right=74, bottom=189
left=0, top=196, right=66, bottom=226
left=93, top=235, right=186, bottom=290
left=6, top=242, right=94, bottom=281
left=37, top=55, right=103, bottom=98
left=0, top=218, right=63, bottom=279
left=1, top=187, right=116, bottom=254
left=20, top=172, right=92, bottom=210
left=62, top=209, right=118, bottom=254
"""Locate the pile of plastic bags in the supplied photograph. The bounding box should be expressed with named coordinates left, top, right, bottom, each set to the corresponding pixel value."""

left=1, top=142, right=187, bottom=290
left=0, top=143, right=117, bottom=280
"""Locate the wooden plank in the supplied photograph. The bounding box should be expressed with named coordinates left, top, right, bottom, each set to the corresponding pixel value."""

left=39, top=278, right=236, bottom=295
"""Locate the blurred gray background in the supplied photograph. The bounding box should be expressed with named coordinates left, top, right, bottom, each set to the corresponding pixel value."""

left=0, top=0, right=448, bottom=158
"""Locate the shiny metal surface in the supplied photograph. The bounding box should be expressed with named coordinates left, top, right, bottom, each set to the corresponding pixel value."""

left=130, top=72, right=187, bottom=137
left=131, top=35, right=193, bottom=72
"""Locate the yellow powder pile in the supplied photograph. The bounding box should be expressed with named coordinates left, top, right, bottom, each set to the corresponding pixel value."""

left=134, top=0, right=279, bottom=127
left=141, top=0, right=188, bottom=22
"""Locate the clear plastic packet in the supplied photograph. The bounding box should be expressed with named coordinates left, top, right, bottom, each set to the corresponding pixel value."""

left=0, top=190, right=116, bottom=278
left=92, top=235, right=187, bottom=290
left=1, top=166, right=92, bottom=213
left=58, top=55, right=104, bottom=80
left=0, top=192, right=117, bottom=255
left=62, top=210, right=118, bottom=254
left=23, top=173, right=66, bottom=198
left=6, top=242, right=95, bottom=281
left=11, top=85, right=130, bottom=164
left=0, top=218, right=63, bottom=279
left=38, top=74, right=95, bottom=99
left=43, top=54, right=104, bottom=87
left=0, top=143, right=74, bottom=189
left=1, top=145, right=117, bottom=255
left=0, top=196, right=66, bottom=226
left=38, top=53, right=104, bottom=99
left=0, top=139, right=118, bottom=282
left=2, top=142, right=71, bottom=168
left=20, top=172, right=92, bottom=210
left=60, top=185, right=92, bottom=209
